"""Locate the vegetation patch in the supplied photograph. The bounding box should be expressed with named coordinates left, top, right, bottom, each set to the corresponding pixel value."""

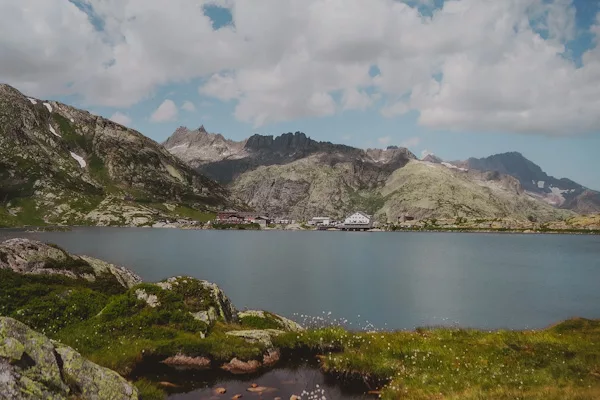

left=240, top=312, right=286, bottom=330
left=275, top=321, right=600, bottom=399
left=53, top=114, right=91, bottom=152
left=172, top=205, right=215, bottom=223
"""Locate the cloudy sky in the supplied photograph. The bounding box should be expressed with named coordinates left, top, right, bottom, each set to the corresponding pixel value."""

left=1, top=0, right=600, bottom=189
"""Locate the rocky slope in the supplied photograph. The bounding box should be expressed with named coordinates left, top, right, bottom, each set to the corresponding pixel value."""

left=378, top=160, right=571, bottom=222
left=0, top=84, right=235, bottom=227
left=452, top=152, right=600, bottom=213
left=164, top=127, right=575, bottom=222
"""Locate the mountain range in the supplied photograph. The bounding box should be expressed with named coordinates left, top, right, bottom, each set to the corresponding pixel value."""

left=163, top=126, right=597, bottom=222
left=2, top=83, right=596, bottom=228
left=0, top=84, right=235, bottom=227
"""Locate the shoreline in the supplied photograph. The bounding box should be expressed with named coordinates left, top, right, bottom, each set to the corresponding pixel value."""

left=3, top=224, right=600, bottom=236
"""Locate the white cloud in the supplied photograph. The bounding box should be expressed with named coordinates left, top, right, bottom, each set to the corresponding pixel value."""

left=109, top=112, right=132, bottom=126
left=182, top=101, right=196, bottom=112
left=401, top=136, right=421, bottom=148
left=150, top=99, right=178, bottom=122
left=342, top=88, right=376, bottom=111
left=381, top=100, right=409, bottom=118
left=1, top=0, right=600, bottom=135
left=378, top=136, right=392, bottom=145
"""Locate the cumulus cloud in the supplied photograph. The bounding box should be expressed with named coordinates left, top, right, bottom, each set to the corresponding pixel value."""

left=182, top=101, right=196, bottom=112
left=401, top=136, right=421, bottom=148
left=150, top=99, right=178, bottom=122
left=109, top=112, right=132, bottom=126
left=1, top=0, right=600, bottom=134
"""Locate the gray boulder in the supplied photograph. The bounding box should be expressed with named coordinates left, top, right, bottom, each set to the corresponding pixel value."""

left=0, top=317, right=138, bottom=399
left=0, top=238, right=141, bottom=289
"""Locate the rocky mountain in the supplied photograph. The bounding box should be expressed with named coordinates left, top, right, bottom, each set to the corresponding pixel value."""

left=164, top=126, right=573, bottom=222
left=0, top=84, right=235, bottom=227
left=453, top=152, right=600, bottom=213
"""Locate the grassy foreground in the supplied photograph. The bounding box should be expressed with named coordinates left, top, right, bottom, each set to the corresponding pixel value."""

left=1, top=266, right=599, bottom=399
left=275, top=319, right=600, bottom=399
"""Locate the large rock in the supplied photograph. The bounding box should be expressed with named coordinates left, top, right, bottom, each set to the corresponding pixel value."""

left=226, top=329, right=285, bottom=349
left=0, top=317, right=138, bottom=399
left=0, top=238, right=141, bottom=289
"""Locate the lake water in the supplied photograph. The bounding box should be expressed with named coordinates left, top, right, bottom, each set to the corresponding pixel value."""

left=2, top=228, right=600, bottom=330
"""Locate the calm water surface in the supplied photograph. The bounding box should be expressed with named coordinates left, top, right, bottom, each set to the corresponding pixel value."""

left=3, top=228, right=599, bottom=330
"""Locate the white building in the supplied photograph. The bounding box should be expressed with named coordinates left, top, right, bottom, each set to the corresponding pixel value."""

left=309, top=216, right=332, bottom=226
left=343, top=212, right=372, bottom=227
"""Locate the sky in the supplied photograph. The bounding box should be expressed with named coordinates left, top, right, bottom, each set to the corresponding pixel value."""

left=1, top=0, right=600, bottom=189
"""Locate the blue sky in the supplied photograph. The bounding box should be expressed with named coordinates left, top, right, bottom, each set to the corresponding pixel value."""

left=2, top=0, right=600, bottom=189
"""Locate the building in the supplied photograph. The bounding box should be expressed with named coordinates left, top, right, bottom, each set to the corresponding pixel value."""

left=253, top=216, right=271, bottom=228
left=340, top=212, right=373, bottom=231
left=216, top=211, right=271, bottom=226
left=309, top=216, right=332, bottom=226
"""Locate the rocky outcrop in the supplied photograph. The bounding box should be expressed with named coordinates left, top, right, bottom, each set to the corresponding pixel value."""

left=226, top=329, right=285, bottom=348
left=0, top=238, right=141, bottom=288
left=0, top=317, right=138, bottom=399
left=153, top=276, right=238, bottom=324
left=0, top=84, right=234, bottom=228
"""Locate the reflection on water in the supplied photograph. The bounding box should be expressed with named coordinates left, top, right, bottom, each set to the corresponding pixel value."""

left=131, top=361, right=370, bottom=399
left=2, top=228, right=600, bottom=330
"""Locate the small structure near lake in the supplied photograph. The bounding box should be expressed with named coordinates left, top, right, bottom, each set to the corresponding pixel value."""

left=339, top=211, right=373, bottom=231
left=216, top=211, right=272, bottom=226
left=309, top=216, right=332, bottom=226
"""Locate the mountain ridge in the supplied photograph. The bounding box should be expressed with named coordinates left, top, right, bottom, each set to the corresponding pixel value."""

left=163, top=126, right=576, bottom=222
left=451, top=152, right=600, bottom=213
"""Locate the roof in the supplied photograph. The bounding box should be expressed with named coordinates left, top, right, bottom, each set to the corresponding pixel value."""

left=349, top=211, right=371, bottom=218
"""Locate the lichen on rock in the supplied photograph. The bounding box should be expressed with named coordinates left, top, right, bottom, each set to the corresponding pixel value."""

left=0, top=317, right=138, bottom=399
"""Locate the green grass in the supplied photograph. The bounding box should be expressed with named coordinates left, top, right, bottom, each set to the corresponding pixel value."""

left=240, top=312, right=286, bottom=330
left=275, top=320, right=600, bottom=399
left=3, top=197, right=47, bottom=226
left=134, top=379, right=166, bottom=400
left=53, top=114, right=91, bottom=152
